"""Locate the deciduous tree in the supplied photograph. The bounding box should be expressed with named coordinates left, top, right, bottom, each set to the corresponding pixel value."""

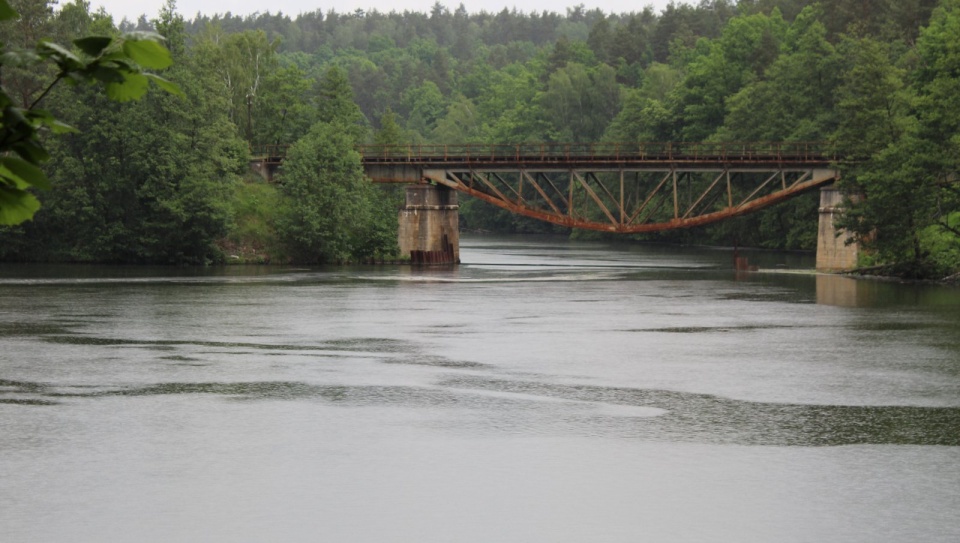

left=0, top=0, right=181, bottom=225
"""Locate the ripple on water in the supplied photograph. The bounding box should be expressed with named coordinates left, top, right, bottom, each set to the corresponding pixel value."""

left=40, top=335, right=417, bottom=355
left=438, top=376, right=960, bottom=446
left=2, top=375, right=957, bottom=447
left=623, top=324, right=804, bottom=334
left=0, top=323, right=71, bottom=337
left=383, top=355, right=491, bottom=369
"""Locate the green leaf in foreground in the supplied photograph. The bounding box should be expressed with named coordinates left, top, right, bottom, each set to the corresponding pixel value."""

left=1, top=157, right=51, bottom=190
left=122, top=36, right=173, bottom=69
left=0, top=186, right=40, bottom=225
left=144, top=73, right=185, bottom=97
left=73, top=36, right=114, bottom=58
left=0, top=0, right=17, bottom=22
left=36, top=40, right=82, bottom=69
left=106, top=72, right=149, bottom=102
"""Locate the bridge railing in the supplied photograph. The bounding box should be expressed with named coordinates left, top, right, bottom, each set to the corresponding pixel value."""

left=250, top=144, right=291, bottom=159
left=356, top=141, right=833, bottom=163
left=252, top=142, right=834, bottom=164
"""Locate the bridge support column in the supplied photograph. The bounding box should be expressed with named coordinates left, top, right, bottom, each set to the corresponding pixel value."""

left=816, top=184, right=859, bottom=272
left=398, top=184, right=460, bottom=264
left=249, top=159, right=280, bottom=182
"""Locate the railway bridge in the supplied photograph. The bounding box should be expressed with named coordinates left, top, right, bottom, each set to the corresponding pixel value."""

left=251, top=142, right=855, bottom=271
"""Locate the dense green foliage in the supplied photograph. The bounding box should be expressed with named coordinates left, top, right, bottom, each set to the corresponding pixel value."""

left=275, top=67, right=396, bottom=263
left=832, top=1, right=960, bottom=277
left=1, top=0, right=958, bottom=275
left=0, top=0, right=181, bottom=226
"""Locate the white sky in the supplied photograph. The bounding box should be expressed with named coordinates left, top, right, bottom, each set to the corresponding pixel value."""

left=88, top=1, right=683, bottom=23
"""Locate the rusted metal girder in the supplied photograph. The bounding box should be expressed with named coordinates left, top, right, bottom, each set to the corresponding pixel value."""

left=358, top=142, right=839, bottom=234
left=417, top=166, right=836, bottom=233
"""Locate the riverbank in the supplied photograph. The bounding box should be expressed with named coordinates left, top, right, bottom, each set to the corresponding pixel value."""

left=843, top=263, right=960, bottom=285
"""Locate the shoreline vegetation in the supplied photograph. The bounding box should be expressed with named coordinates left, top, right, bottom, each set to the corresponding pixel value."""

left=1, top=0, right=957, bottom=280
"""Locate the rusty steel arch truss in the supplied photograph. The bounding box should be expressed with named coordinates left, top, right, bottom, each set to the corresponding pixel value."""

left=359, top=142, right=839, bottom=234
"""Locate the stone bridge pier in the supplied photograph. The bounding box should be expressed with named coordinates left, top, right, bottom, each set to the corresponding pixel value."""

left=816, top=184, right=859, bottom=272
left=398, top=184, right=460, bottom=264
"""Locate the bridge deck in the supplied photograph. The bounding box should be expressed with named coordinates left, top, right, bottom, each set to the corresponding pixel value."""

left=250, top=142, right=835, bottom=168
left=356, top=142, right=834, bottom=168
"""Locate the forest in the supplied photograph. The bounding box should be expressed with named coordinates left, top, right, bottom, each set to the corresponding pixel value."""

left=0, top=0, right=957, bottom=278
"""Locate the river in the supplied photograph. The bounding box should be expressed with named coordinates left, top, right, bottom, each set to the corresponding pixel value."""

left=1, top=235, right=959, bottom=542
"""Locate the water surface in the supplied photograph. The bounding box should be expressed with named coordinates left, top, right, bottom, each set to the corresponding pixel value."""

left=1, top=236, right=959, bottom=542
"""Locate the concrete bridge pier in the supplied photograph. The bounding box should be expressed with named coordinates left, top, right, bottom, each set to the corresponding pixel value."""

left=398, top=184, right=460, bottom=264
left=249, top=158, right=281, bottom=182
left=816, top=184, right=859, bottom=272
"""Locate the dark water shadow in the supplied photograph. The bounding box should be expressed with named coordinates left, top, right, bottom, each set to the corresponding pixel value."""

left=383, top=355, right=491, bottom=369
left=3, top=376, right=958, bottom=447
left=41, top=335, right=417, bottom=355
left=438, top=376, right=960, bottom=447
left=0, top=323, right=72, bottom=337
left=33, top=381, right=486, bottom=408
left=0, top=398, right=60, bottom=405
left=623, top=324, right=804, bottom=334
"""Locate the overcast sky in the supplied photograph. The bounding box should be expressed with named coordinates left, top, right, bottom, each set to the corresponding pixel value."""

left=88, top=1, right=683, bottom=23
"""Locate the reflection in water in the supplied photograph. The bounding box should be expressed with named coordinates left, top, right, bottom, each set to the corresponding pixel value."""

left=816, top=272, right=960, bottom=309
left=816, top=274, right=875, bottom=307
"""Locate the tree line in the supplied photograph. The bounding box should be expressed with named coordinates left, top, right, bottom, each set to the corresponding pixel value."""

left=0, top=0, right=957, bottom=277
